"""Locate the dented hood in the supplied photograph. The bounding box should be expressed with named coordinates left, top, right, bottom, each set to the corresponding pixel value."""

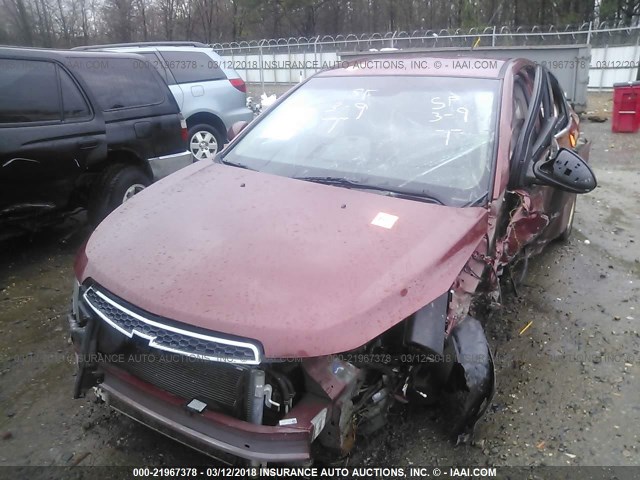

left=80, top=162, right=488, bottom=358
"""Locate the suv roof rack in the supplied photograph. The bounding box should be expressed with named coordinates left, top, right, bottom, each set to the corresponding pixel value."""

left=72, top=41, right=210, bottom=51
left=0, top=44, right=50, bottom=50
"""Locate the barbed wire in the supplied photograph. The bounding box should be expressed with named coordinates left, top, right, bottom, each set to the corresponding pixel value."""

left=212, top=22, right=640, bottom=53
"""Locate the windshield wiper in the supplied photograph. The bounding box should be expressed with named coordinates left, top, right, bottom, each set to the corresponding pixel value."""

left=293, top=176, right=444, bottom=205
left=386, top=190, right=444, bottom=205
left=464, top=193, right=489, bottom=207
left=219, top=158, right=257, bottom=171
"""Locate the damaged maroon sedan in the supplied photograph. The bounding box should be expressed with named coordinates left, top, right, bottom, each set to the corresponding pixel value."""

left=69, top=56, right=596, bottom=464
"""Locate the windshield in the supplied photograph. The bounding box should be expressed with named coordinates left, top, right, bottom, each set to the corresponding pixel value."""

left=223, top=75, right=499, bottom=206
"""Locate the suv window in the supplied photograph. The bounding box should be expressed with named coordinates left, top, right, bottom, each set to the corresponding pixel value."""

left=69, top=57, right=164, bottom=110
left=158, top=51, right=226, bottom=84
left=0, top=59, right=61, bottom=124
left=59, top=67, right=91, bottom=120
left=136, top=52, right=173, bottom=85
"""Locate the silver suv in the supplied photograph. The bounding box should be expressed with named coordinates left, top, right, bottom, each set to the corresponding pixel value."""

left=74, top=42, right=253, bottom=160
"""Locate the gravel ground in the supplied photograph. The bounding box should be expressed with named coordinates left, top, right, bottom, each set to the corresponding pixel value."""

left=0, top=107, right=638, bottom=470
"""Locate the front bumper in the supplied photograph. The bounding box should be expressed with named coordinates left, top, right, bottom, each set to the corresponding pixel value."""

left=148, top=150, right=192, bottom=180
left=96, top=366, right=328, bottom=463
left=69, top=283, right=355, bottom=463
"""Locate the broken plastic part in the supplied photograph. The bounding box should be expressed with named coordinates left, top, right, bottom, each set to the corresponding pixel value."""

left=447, top=316, right=496, bottom=441
left=404, top=293, right=447, bottom=356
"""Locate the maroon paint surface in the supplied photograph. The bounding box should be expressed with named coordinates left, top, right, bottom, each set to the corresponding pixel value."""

left=80, top=163, right=488, bottom=357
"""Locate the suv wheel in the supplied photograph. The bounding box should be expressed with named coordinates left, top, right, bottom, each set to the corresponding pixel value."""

left=189, top=124, right=224, bottom=161
left=88, top=164, right=151, bottom=225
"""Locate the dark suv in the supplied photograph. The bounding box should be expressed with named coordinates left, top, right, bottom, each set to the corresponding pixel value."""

left=73, top=42, right=254, bottom=161
left=0, top=47, right=190, bottom=237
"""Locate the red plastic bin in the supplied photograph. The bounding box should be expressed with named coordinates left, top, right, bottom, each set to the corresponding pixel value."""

left=612, top=81, right=640, bottom=133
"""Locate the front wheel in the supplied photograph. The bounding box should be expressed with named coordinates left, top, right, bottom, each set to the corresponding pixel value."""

left=88, top=164, right=151, bottom=226
left=188, top=124, right=225, bottom=161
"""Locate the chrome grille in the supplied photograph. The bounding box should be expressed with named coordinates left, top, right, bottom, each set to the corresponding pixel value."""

left=83, top=286, right=261, bottom=365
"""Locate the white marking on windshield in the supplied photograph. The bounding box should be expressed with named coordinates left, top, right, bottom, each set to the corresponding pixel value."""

left=353, top=88, right=377, bottom=99
left=324, top=116, right=348, bottom=133
left=436, top=129, right=464, bottom=146
left=355, top=103, right=368, bottom=119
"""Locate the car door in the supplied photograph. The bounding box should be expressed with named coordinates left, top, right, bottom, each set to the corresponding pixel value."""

left=69, top=55, right=183, bottom=161
left=0, top=57, right=106, bottom=214
left=502, top=65, right=573, bottom=258
left=521, top=68, right=582, bottom=243
left=542, top=72, right=588, bottom=240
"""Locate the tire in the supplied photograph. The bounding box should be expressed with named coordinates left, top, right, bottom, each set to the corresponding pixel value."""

left=558, top=197, right=576, bottom=242
left=88, top=164, right=151, bottom=226
left=188, top=123, right=225, bottom=161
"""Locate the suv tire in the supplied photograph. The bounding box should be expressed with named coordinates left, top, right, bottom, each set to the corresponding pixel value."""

left=188, top=124, right=225, bottom=161
left=88, top=164, right=151, bottom=225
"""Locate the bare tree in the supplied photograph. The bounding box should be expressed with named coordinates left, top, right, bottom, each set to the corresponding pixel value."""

left=54, top=0, right=71, bottom=46
left=5, top=0, right=35, bottom=45
left=193, top=0, right=216, bottom=43
left=177, top=0, right=194, bottom=40
left=0, top=0, right=629, bottom=48
left=158, top=0, right=177, bottom=40
left=135, top=0, right=149, bottom=41
left=103, top=0, right=134, bottom=42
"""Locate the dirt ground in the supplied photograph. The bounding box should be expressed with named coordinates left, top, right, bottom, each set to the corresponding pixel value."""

left=0, top=98, right=638, bottom=470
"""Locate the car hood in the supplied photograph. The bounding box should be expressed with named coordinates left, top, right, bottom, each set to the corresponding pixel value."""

left=80, top=162, right=489, bottom=358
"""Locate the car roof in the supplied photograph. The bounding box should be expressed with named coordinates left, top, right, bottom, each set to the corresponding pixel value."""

left=70, top=44, right=230, bottom=75
left=0, top=45, right=146, bottom=61
left=71, top=43, right=223, bottom=60
left=71, top=41, right=209, bottom=50
left=317, top=54, right=516, bottom=80
left=93, top=45, right=220, bottom=56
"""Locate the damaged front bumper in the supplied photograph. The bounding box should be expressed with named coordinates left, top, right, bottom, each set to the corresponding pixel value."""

left=69, top=281, right=496, bottom=462
left=96, top=366, right=328, bottom=463
left=68, top=283, right=357, bottom=463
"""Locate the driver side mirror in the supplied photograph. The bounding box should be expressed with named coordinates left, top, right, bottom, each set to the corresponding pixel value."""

left=227, top=121, right=249, bottom=142
left=533, top=148, right=597, bottom=194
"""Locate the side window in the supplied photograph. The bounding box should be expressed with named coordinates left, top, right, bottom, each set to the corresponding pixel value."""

left=0, top=59, right=61, bottom=124
left=511, top=79, right=528, bottom=158
left=548, top=73, right=569, bottom=132
left=525, top=67, right=558, bottom=162
left=69, top=57, right=165, bottom=111
left=510, top=65, right=563, bottom=187
left=58, top=68, right=91, bottom=121
left=158, top=51, right=226, bottom=84
left=137, top=52, right=173, bottom=85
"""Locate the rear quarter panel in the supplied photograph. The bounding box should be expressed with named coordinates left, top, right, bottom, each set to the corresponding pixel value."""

left=181, top=79, right=252, bottom=128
